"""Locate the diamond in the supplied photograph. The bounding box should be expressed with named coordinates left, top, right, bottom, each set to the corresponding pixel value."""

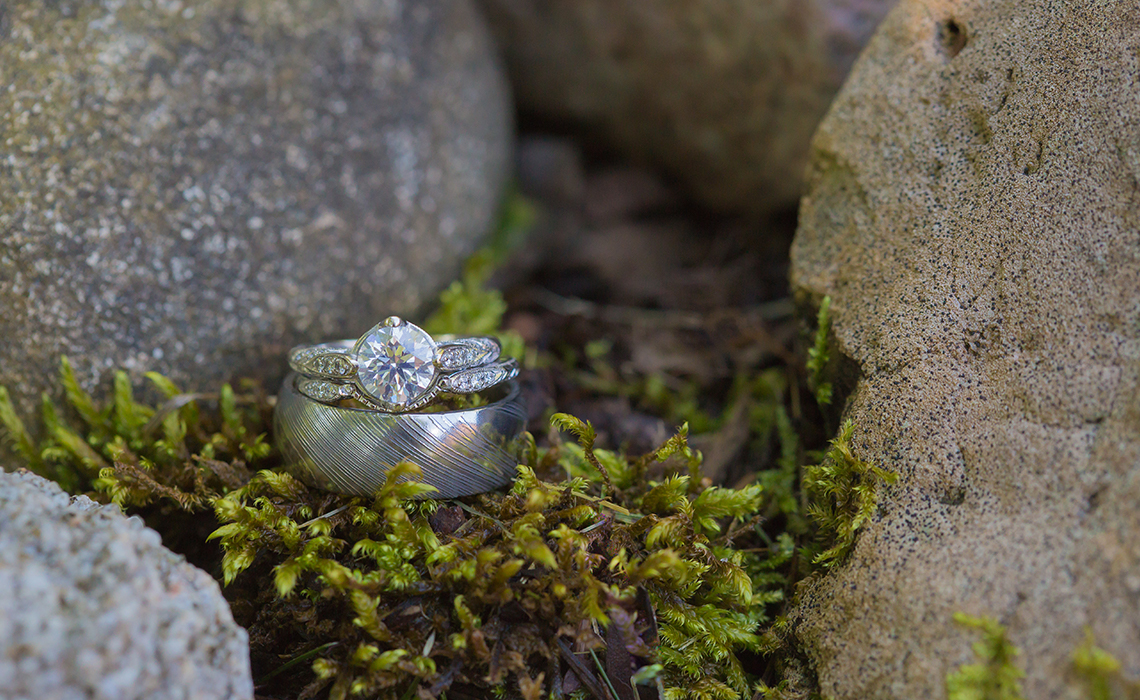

left=355, top=321, right=437, bottom=406
left=439, top=346, right=478, bottom=369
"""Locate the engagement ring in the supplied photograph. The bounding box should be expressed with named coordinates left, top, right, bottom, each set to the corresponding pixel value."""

left=288, top=316, right=518, bottom=413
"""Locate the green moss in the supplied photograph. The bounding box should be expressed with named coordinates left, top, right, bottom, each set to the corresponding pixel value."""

left=805, top=296, right=833, bottom=409
left=946, top=613, right=1025, bottom=700
left=1, top=356, right=270, bottom=511
left=0, top=386, right=49, bottom=479
left=556, top=339, right=722, bottom=436
left=1, top=363, right=789, bottom=699
left=801, top=420, right=896, bottom=569
left=748, top=370, right=805, bottom=531
left=1072, top=628, right=1133, bottom=700
left=208, top=409, right=775, bottom=698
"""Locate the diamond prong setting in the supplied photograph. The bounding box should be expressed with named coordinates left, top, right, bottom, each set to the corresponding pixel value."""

left=353, top=319, right=438, bottom=410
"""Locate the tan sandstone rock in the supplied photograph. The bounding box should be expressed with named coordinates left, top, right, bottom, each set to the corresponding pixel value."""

left=476, top=0, right=896, bottom=215
left=789, top=0, right=1140, bottom=698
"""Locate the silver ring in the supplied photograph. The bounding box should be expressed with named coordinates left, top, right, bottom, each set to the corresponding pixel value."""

left=274, top=372, right=527, bottom=498
left=287, top=316, right=518, bottom=413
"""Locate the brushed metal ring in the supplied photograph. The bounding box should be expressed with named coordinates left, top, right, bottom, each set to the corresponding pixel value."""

left=274, top=372, right=527, bottom=498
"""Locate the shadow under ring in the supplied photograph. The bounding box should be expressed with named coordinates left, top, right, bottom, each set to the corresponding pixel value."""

left=274, top=372, right=527, bottom=498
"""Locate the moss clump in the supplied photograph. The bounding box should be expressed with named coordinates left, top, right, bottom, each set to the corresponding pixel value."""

left=801, top=420, right=896, bottom=569
left=208, top=411, right=779, bottom=699
left=1072, top=629, right=1118, bottom=700
left=423, top=190, right=533, bottom=361
left=0, top=356, right=269, bottom=509
left=946, top=613, right=1025, bottom=700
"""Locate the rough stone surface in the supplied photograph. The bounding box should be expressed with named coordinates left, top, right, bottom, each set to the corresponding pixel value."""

left=789, top=1, right=1140, bottom=698
left=476, top=0, right=895, bottom=215
left=0, top=469, right=252, bottom=699
left=0, top=0, right=511, bottom=433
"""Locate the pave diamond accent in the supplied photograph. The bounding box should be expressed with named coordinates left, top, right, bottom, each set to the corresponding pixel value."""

left=440, top=360, right=519, bottom=394
left=313, top=355, right=353, bottom=377
left=290, top=346, right=355, bottom=378
left=297, top=378, right=348, bottom=403
left=438, top=338, right=500, bottom=371
left=356, top=321, right=438, bottom=407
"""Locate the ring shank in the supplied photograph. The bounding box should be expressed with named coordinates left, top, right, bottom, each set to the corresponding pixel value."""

left=275, top=372, right=527, bottom=498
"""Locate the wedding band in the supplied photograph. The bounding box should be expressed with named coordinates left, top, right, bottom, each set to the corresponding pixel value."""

left=274, top=372, right=527, bottom=498
left=288, top=316, right=518, bottom=413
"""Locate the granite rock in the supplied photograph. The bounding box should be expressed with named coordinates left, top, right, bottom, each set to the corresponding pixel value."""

left=0, top=469, right=252, bottom=699
left=476, top=0, right=895, bottom=215
left=0, top=0, right=511, bottom=433
left=789, top=1, right=1140, bottom=697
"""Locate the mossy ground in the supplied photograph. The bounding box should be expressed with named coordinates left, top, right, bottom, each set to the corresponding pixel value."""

left=0, top=193, right=897, bottom=700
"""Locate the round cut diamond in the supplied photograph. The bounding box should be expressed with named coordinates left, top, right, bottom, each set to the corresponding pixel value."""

left=355, top=322, right=437, bottom=406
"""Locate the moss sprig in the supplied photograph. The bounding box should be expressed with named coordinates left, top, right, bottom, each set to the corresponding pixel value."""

left=1071, top=628, right=1140, bottom=700
left=423, top=190, right=533, bottom=360
left=801, top=419, right=896, bottom=569
left=946, top=613, right=1025, bottom=700
left=805, top=296, right=833, bottom=409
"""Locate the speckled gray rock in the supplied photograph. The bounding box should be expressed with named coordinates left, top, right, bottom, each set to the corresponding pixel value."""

left=476, top=0, right=894, bottom=215
left=0, top=470, right=252, bottom=699
left=0, top=0, right=511, bottom=432
left=789, top=1, right=1140, bottom=698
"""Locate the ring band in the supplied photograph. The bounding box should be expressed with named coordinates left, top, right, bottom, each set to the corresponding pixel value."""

left=287, top=316, right=517, bottom=413
left=274, top=372, right=527, bottom=498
